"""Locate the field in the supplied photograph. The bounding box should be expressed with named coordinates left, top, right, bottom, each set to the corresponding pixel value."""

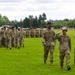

left=0, top=29, right=75, bottom=75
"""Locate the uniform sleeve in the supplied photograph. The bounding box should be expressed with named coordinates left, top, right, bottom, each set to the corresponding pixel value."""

left=55, top=33, right=61, bottom=41
left=69, top=36, right=71, bottom=51
left=42, top=31, right=46, bottom=43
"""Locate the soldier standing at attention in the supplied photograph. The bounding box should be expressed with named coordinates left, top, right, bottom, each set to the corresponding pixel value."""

left=56, top=27, right=71, bottom=71
left=11, top=27, right=16, bottom=47
left=15, top=28, right=20, bottom=49
left=40, top=29, right=43, bottom=37
left=42, top=22, right=55, bottom=66
left=20, top=27, right=25, bottom=47
left=35, top=29, right=39, bottom=37
left=5, top=27, right=11, bottom=49
left=0, top=28, right=4, bottom=46
left=30, top=29, right=34, bottom=38
left=26, top=30, right=30, bottom=38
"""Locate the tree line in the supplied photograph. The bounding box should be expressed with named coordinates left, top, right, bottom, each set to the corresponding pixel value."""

left=0, top=13, right=75, bottom=28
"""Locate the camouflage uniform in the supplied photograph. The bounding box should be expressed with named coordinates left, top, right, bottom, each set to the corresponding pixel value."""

left=42, top=29, right=55, bottom=64
left=5, top=28, right=11, bottom=49
left=35, top=30, right=39, bottom=37
left=15, top=29, right=20, bottom=49
left=0, top=28, right=5, bottom=46
left=26, top=30, right=30, bottom=37
left=20, top=28, right=25, bottom=47
left=57, top=34, right=71, bottom=69
left=40, top=29, right=43, bottom=37
left=11, top=27, right=16, bottom=47
left=30, top=29, right=34, bottom=38
left=0, top=29, right=4, bottom=46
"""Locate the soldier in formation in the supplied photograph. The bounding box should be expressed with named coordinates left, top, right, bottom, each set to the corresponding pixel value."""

left=30, top=29, right=34, bottom=38
left=26, top=30, right=30, bottom=37
left=20, top=27, right=25, bottom=47
left=0, top=26, right=25, bottom=49
left=35, top=29, right=39, bottom=37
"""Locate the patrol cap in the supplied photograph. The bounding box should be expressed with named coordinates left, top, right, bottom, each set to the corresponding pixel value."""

left=4, top=26, right=6, bottom=28
left=62, top=27, right=67, bottom=31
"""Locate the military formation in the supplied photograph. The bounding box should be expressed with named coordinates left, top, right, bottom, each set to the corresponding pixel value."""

left=42, top=22, right=71, bottom=71
left=0, top=27, right=43, bottom=48
left=0, top=27, right=25, bottom=49
left=25, top=29, right=43, bottom=38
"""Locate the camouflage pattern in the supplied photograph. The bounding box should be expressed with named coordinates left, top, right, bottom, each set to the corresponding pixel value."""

left=57, top=34, right=71, bottom=68
left=20, top=28, right=25, bottom=47
left=5, top=28, right=11, bottom=49
left=10, top=28, right=16, bottom=47
left=39, top=29, right=43, bottom=37
left=0, top=29, right=4, bottom=46
left=0, top=28, right=6, bottom=46
left=42, top=29, right=55, bottom=63
left=26, top=30, right=30, bottom=37
left=0, top=27, right=25, bottom=49
left=30, top=29, right=34, bottom=38
left=35, top=30, right=39, bottom=37
left=15, top=28, right=20, bottom=49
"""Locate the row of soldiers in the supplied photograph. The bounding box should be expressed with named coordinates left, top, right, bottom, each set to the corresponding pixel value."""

left=0, top=27, right=25, bottom=49
left=25, top=29, right=43, bottom=38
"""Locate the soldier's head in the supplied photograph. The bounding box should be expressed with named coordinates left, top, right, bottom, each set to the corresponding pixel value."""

left=4, top=27, right=6, bottom=30
left=11, top=26, right=14, bottom=30
left=62, top=27, right=67, bottom=35
left=1, top=28, right=4, bottom=30
left=47, top=22, right=52, bottom=29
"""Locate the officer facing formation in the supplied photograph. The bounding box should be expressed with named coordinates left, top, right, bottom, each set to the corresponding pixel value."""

left=42, top=22, right=55, bottom=66
left=56, top=27, right=71, bottom=71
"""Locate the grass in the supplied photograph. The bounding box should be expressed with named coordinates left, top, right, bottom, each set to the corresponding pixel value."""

left=0, top=29, right=75, bottom=75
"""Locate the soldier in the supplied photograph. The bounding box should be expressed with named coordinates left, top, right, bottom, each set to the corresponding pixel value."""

left=20, top=27, right=25, bottom=47
left=35, top=29, right=39, bottom=37
left=5, top=27, right=11, bottom=49
left=0, top=28, right=4, bottom=46
left=42, top=22, right=55, bottom=66
left=30, top=29, right=34, bottom=38
left=26, top=30, right=30, bottom=37
left=15, top=28, right=20, bottom=49
left=40, top=29, right=43, bottom=37
left=10, top=27, right=16, bottom=47
left=3, top=27, right=6, bottom=46
left=56, top=27, right=71, bottom=71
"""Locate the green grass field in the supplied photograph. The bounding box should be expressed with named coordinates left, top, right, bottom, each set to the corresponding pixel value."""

left=0, top=29, right=75, bottom=75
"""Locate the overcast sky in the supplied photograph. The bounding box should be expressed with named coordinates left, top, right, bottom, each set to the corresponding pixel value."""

left=0, top=0, right=75, bottom=21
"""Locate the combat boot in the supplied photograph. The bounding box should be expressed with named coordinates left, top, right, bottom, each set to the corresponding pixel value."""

left=67, top=67, right=71, bottom=71
left=44, top=60, right=46, bottom=64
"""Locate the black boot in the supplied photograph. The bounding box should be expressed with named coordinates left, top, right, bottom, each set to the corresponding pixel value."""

left=67, top=67, right=71, bottom=71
